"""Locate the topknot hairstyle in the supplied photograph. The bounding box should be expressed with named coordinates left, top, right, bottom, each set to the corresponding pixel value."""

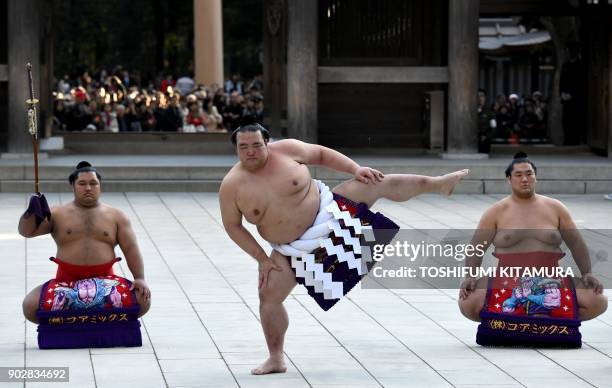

left=505, top=152, right=537, bottom=177
left=230, top=119, right=271, bottom=146
left=68, top=161, right=102, bottom=184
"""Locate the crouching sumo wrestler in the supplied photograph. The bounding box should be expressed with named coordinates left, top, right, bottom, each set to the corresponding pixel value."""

left=458, top=153, right=607, bottom=347
left=19, top=161, right=151, bottom=348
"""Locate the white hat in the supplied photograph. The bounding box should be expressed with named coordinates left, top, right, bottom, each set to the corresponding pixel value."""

left=509, top=93, right=519, bottom=100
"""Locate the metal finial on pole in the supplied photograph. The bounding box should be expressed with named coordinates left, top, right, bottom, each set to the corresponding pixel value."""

left=26, top=62, right=40, bottom=194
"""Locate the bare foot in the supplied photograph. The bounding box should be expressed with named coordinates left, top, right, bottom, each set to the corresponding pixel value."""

left=251, top=357, right=287, bottom=375
left=438, top=169, right=470, bottom=196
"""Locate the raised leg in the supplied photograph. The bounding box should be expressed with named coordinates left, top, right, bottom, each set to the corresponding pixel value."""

left=332, top=169, right=469, bottom=207
left=252, top=250, right=297, bottom=375
left=22, top=284, right=44, bottom=323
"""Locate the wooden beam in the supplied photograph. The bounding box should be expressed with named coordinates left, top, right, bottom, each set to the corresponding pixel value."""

left=0, top=65, right=7, bottom=81
left=480, top=0, right=577, bottom=16
left=318, top=67, right=449, bottom=84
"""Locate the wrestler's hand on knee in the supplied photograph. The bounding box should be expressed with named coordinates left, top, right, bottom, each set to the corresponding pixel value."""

left=258, top=259, right=282, bottom=289
left=355, top=166, right=384, bottom=185
left=581, top=273, right=603, bottom=294
left=130, top=278, right=151, bottom=301
left=459, top=277, right=477, bottom=300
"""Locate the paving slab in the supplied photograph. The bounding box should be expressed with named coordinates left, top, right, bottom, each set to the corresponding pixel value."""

left=0, top=193, right=610, bottom=387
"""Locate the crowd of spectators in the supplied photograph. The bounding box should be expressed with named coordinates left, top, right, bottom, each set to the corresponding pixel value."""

left=477, top=89, right=548, bottom=152
left=52, top=67, right=264, bottom=133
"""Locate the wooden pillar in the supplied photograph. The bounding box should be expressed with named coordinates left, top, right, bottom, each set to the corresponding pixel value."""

left=40, top=0, right=53, bottom=138
left=495, top=59, right=504, bottom=97
left=263, top=0, right=287, bottom=138
left=194, top=0, right=224, bottom=87
left=447, top=0, right=479, bottom=154
left=7, top=0, right=40, bottom=154
left=608, top=16, right=612, bottom=159
left=286, top=0, right=317, bottom=142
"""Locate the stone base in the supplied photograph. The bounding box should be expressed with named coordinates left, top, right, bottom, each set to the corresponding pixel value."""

left=58, top=131, right=233, bottom=154
left=440, top=152, right=489, bottom=160
left=1, top=152, right=48, bottom=160
left=40, top=136, right=64, bottom=151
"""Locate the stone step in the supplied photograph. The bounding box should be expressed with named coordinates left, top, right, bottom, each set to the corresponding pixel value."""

left=2, top=163, right=612, bottom=180
left=1, top=154, right=610, bottom=194
left=0, top=180, right=223, bottom=192
left=55, top=131, right=235, bottom=154
left=1, top=178, right=610, bottom=194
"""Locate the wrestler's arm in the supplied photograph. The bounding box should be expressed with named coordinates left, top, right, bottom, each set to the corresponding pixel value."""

left=115, top=209, right=146, bottom=280
left=459, top=207, right=496, bottom=299
left=555, top=200, right=591, bottom=275
left=465, top=205, right=497, bottom=270
left=272, top=139, right=383, bottom=183
left=18, top=207, right=54, bottom=237
left=219, top=179, right=268, bottom=263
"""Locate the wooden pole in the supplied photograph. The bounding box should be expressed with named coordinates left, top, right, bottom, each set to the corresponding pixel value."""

left=447, top=0, right=479, bottom=153
left=286, top=0, right=317, bottom=142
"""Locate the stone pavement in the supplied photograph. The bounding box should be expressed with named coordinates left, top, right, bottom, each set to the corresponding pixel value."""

left=1, top=192, right=611, bottom=388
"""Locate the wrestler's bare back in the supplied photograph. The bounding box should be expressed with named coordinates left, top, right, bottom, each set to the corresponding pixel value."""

left=487, top=194, right=565, bottom=253
left=49, top=202, right=121, bottom=265
left=226, top=145, right=320, bottom=244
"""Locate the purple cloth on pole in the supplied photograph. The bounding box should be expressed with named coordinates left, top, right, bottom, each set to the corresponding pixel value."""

left=24, top=194, right=51, bottom=228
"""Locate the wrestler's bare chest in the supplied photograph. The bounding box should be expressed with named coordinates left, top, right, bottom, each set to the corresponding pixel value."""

left=51, top=205, right=118, bottom=248
left=236, top=156, right=320, bottom=244
left=494, top=199, right=562, bottom=251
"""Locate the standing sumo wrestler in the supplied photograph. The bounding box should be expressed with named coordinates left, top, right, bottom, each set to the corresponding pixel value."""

left=219, top=123, right=469, bottom=374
